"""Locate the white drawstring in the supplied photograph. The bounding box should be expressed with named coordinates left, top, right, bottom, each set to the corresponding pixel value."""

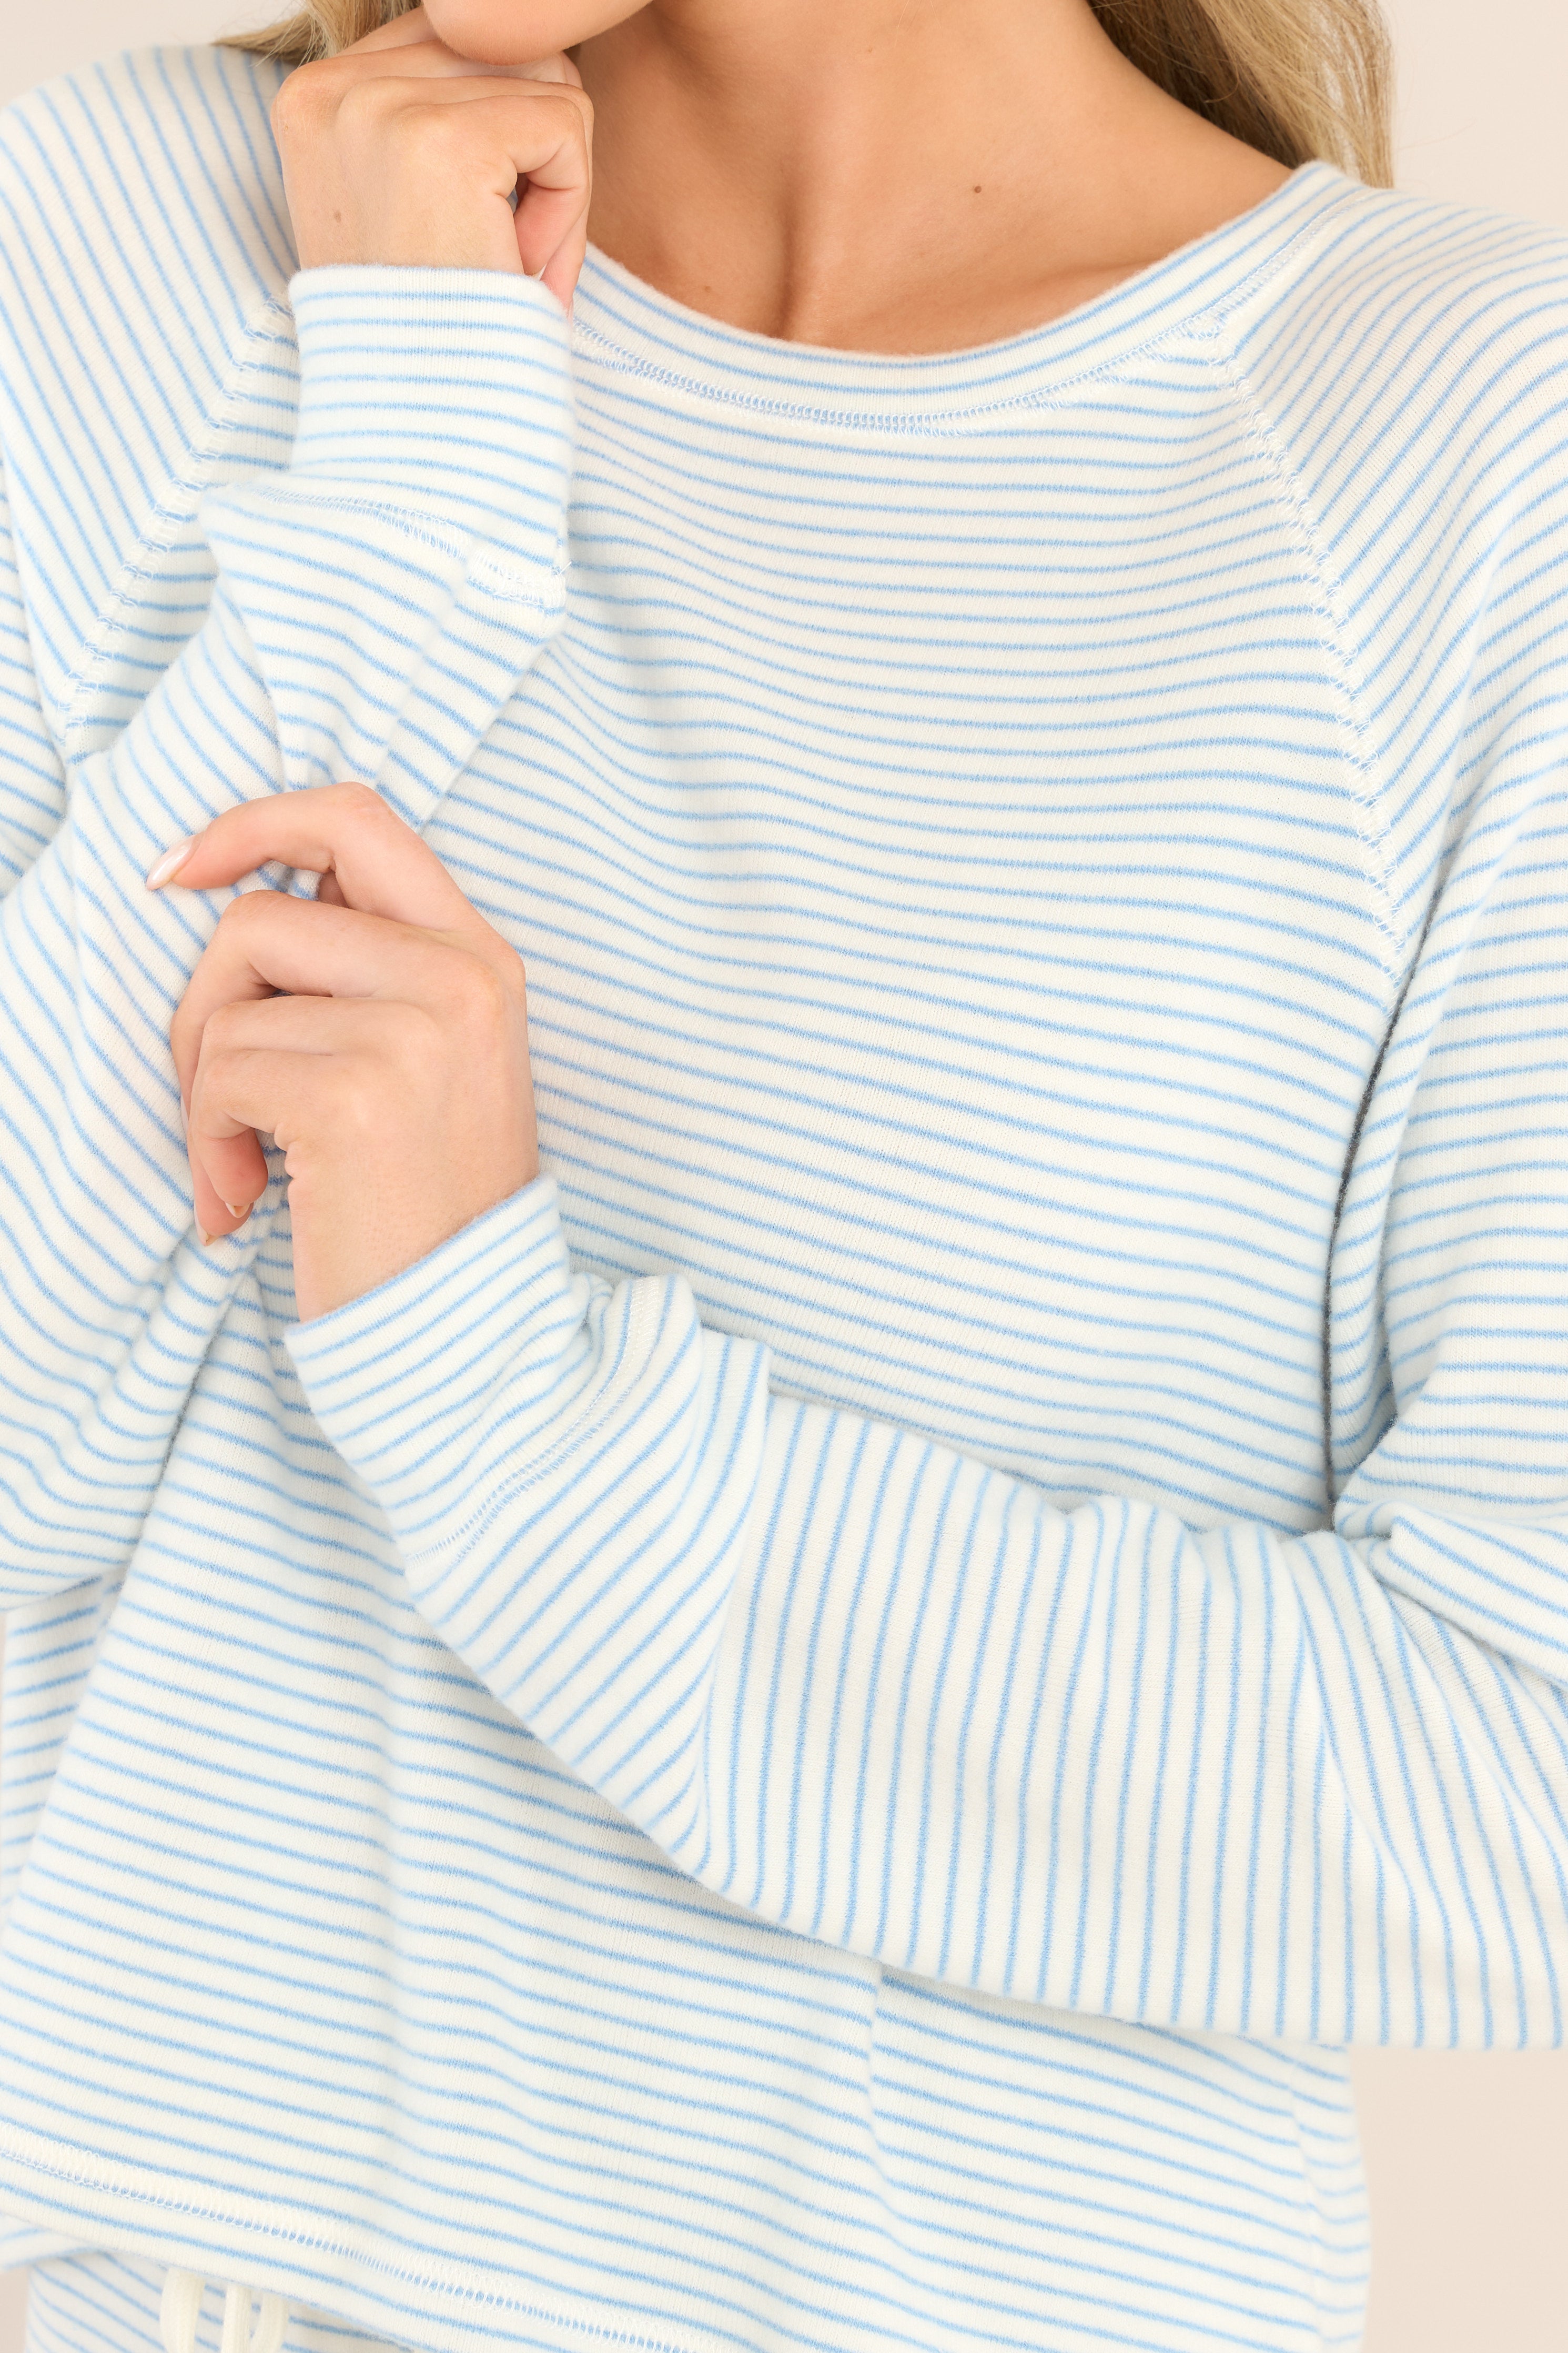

left=159, top=2269, right=203, bottom=2353
left=161, top=2268, right=288, bottom=2353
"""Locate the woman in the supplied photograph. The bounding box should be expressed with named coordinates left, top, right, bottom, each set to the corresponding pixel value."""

left=0, top=0, right=1563, bottom=2346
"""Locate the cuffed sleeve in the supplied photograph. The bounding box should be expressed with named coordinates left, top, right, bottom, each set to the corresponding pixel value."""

left=285, top=269, right=571, bottom=556
left=0, top=262, right=574, bottom=1611
left=286, top=1175, right=773, bottom=1763
left=198, top=268, right=571, bottom=827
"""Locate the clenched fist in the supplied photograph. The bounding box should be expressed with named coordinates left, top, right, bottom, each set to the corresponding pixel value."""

left=272, top=6, right=603, bottom=298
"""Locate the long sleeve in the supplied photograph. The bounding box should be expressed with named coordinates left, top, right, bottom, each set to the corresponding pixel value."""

left=0, top=472, right=64, bottom=892
left=288, top=635, right=1568, bottom=2050
left=0, top=260, right=573, bottom=1611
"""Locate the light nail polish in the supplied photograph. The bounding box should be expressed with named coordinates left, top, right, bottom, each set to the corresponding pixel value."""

left=147, top=837, right=196, bottom=890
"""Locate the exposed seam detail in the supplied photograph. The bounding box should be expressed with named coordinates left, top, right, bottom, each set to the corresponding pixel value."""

left=570, top=188, right=1361, bottom=436
left=0, top=2130, right=698, bottom=2353
left=419, top=1282, right=676, bottom=1569
left=217, top=484, right=569, bottom=604
left=56, top=281, right=564, bottom=751
left=1210, top=327, right=1412, bottom=1515
left=1215, top=337, right=1403, bottom=996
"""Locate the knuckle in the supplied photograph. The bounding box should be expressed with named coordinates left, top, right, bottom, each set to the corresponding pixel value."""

left=271, top=59, right=336, bottom=137
left=546, top=89, right=590, bottom=142
left=495, top=949, right=529, bottom=1011
left=387, top=96, right=460, bottom=162
left=201, top=1001, right=246, bottom=1056
left=458, top=953, right=508, bottom=1020
left=444, top=952, right=512, bottom=1037
left=268, top=76, right=302, bottom=139
left=333, top=68, right=399, bottom=135
left=326, top=780, right=387, bottom=830
left=219, top=886, right=273, bottom=939
left=336, top=1060, right=393, bottom=1139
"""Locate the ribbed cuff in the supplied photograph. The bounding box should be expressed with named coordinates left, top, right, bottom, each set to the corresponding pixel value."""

left=282, top=267, right=573, bottom=570
left=284, top=1175, right=586, bottom=1515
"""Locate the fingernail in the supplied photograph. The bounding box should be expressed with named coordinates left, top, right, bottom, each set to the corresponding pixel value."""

left=147, top=837, right=196, bottom=890
left=197, top=1224, right=214, bottom=1247
left=224, top=1201, right=252, bottom=1222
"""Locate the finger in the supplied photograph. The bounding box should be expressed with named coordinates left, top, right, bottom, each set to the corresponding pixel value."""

left=189, top=1037, right=336, bottom=1231
left=201, top=991, right=411, bottom=1059
left=188, top=996, right=410, bottom=1234
left=187, top=1106, right=271, bottom=1243
left=339, top=9, right=578, bottom=83
left=147, top=782, right=480, bottom=932
left=518, top=172, right=592, bottom=295
left=343, top=49, right=580, bottom=87
left=169, top=890, right=458, bottom=1106
left=372, top=81, right=592, bottom=268
left=533, top=202, right=594, bottom=315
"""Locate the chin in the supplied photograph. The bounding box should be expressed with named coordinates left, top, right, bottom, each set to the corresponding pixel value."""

left=421, top=0, right=646, bottom=63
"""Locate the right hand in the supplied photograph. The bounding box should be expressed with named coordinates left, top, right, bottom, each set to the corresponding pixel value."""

left=272, top=6, right=594, bottom=304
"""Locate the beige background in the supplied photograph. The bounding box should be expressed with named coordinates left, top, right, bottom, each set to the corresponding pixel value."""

left=1, top=3, right=1566, bottom=2350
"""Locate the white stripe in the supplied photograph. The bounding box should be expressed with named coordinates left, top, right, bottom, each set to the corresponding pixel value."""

left=2, top=36, right=1567, bottom=2353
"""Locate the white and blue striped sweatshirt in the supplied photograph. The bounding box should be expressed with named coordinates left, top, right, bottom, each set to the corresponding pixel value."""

left=1, top=39, right=1567, bottom=2353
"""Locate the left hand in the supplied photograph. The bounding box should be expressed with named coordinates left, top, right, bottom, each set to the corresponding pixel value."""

left=152, top=784, right=539, bottom=1321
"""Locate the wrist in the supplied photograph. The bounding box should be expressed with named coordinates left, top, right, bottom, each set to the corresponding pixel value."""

left=285, top=1173, right=581, bottom=1492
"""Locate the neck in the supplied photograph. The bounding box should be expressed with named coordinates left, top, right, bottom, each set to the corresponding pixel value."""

left=574, top=0, right=1291, bottom=353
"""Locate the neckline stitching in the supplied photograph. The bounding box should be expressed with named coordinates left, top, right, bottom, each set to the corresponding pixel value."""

left=569, top=169, right=1360, bottom=434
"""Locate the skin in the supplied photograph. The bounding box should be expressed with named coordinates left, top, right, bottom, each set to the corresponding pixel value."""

left=155, top=0, right=1293, bottom=1319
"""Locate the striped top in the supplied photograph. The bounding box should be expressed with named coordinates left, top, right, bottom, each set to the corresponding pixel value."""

left=2, top=38, right=1567, bottom=2353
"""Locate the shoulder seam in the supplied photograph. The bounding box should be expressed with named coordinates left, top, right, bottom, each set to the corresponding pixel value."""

left=1212, top=336, right=1403, bottom=994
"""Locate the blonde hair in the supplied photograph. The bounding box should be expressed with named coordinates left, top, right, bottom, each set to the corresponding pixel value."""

left=224, top=0, right=1394, bottom=187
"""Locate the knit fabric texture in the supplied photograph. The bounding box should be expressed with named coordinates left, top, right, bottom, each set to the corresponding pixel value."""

left=2, top=41, right=1567, bottom=2353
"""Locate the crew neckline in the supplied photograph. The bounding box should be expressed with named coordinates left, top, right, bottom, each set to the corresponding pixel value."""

left=570, top=159, right=1366, bottom=430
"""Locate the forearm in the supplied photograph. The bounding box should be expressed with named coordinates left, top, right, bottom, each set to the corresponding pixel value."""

left=288, top=1178, right=1568, bottom=2047
left=211, top=269, right=571, bottom=815
left=0, top=268, right=572, bottom=1611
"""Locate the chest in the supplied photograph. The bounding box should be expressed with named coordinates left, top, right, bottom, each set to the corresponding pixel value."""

left=424, top=387, right=1394, bottom=1530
